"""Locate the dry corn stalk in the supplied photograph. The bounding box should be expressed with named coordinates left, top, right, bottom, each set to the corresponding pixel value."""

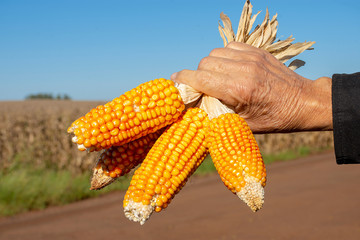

left=218, top=0, right=315, bottom=68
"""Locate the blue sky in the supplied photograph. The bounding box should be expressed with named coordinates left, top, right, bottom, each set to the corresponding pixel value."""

left=1, top=0, right=359, bottom=101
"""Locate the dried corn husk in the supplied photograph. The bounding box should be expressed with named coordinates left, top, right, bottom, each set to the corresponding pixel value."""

left=218, top=0, right=315, bottom=66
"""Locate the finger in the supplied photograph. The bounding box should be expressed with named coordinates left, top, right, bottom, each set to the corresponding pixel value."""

left=226, top=42, right=292, bottom=73
left=211, top=45, right=295, bottom=77
left=171, top=69, right=237, bottom=106
left=209, top=48, right=264, bottom=62
left=197, top=56, right=256, bottom=75
left=209, top=48, right=244, bottom=60
left=225, top=42, right=276, bottom=63
left=226, top=41, right=262, bottom=52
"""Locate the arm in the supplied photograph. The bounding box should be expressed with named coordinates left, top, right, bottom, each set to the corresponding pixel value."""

left=171, top=42, right=333, bottom=134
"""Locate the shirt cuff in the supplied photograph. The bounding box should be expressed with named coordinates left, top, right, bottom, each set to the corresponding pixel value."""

left=332, top=72, right=360, bottom=164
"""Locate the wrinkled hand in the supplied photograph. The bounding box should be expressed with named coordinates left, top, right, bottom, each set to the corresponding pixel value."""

left=171, top=42, right=332, bottom=133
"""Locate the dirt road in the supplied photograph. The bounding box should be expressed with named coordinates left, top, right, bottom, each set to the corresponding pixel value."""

left=0, top=152, right=359, bottom=240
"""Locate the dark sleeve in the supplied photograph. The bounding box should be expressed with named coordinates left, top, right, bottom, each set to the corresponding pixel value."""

left=332, top=72, right=360, bottom=164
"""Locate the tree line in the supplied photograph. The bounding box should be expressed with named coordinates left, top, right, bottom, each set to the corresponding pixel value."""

left=25, top=93, right=71, bottom=100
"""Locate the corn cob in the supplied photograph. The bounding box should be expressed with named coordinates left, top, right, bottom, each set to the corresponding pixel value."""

left=90, top=128, right=165, bottom=190
left=123, top=108, right=209, bottom=225
left=65, top=0, right=315, bottom=224
left=207, top=113, right=266, bottom=212
left=67, top=78, right=185, bottom=151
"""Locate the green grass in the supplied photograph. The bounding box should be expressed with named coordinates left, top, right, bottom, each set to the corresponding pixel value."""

left=0, top=164, right=131, bottom=217
left=0, top=145, right=328, bottom=217
left=262, top=146, right=312, bottom=164
left=194, top=155, right=216, bottom=175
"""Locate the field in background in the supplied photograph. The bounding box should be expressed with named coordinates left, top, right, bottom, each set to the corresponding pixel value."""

left=0, top=100, right=106, bottom=173
left=0, top=100, right=334, bottom=216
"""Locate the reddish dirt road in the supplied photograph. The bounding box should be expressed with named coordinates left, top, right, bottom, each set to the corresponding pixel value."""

left=0, top=152, right=359, bottom=240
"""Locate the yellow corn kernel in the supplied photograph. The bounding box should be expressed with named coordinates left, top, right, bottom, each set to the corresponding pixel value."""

left=207, top=113, right=266, bottom=212
left=68, top=79, right=185, bottom=152
left=123, top=108, right=209, bottom=225
left=90, top=128, right=165, bottom=190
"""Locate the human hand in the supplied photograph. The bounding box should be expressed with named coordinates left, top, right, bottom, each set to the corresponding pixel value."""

left=171, top=42, right=332, bottom=133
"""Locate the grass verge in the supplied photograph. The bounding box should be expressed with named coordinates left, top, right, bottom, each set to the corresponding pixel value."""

left=0, top=164, right=131, bottom=217
left=0, top=146, right=330, bottom=217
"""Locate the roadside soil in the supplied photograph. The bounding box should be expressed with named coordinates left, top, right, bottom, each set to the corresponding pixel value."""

left=0, top=152, right=359, bottom=240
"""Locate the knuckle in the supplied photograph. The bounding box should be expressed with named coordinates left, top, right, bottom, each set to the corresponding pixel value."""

left=244, top=51, right=265, bottom=63
left=253, top=51, right=267, bottom=61
left=209, top=48, right=222, bottom=56
left=244, top=61, right=262, bottom=73
left=226, top=41, right=239, bottom=48
left=198, top=56, right=211, bottom=69
left=196, top=70, right=211, bottom=84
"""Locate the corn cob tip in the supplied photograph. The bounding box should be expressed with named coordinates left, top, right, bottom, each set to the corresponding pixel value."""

left=236, top=175, right=265, bottom=212
left=90, top=166, right=115, bottom=190
left=67, top=126, right=75, bottom=133
left=71, top=135, right=94, bottom=152
left=124, top=199, right=155, bottom=225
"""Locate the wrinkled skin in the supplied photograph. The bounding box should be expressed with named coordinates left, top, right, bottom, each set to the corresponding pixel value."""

left=171, top=42, right=332, bottom=134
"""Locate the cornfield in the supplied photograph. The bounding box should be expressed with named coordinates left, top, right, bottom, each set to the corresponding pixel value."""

left=0, top=100, right=333, bottom=173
